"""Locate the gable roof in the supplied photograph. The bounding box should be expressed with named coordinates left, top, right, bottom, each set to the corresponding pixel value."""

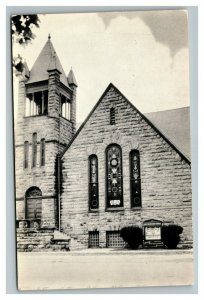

left=61, top=83, right=191, bottom=164
left=26, top=38, right=69, bottom=88
left=145, top=108, right=190, bottom=158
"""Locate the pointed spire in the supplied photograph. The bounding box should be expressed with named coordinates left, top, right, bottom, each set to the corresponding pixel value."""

left=68, top=68, right=78, bottom=87
left=26, top=37, right=68, bottom=87
left=48, top=33, right=51, bottom=40
left=47, top=51, right=61, bottom=74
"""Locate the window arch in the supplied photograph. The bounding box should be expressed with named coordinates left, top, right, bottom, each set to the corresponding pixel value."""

left=130, top=150, right=141, bottom=207
left=106, top=144, right=123, bottom=208
left=89, top=155, right=99, bottom=210
left=25, top=187, right=42, bottom=219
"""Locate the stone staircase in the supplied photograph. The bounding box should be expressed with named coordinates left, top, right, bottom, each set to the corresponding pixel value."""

left=17, top=227, right=55, bottom=251
left=16, top=220, right=87, bottom=251
left=64, top=226, right=88, bottom=251
left=16, top=220, right=70, bottom=252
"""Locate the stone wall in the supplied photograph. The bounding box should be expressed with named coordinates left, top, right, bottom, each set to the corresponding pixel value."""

left=15, top=73, right=73, bottom=228
left=61, top=85, right=192, bottom=248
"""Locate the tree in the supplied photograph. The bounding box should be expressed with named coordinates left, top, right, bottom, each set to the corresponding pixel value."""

left=12, top=15, right=40, bottom=72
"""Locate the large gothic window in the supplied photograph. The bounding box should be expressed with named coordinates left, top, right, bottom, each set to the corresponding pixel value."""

left=106, top=144, right=123, bottom=208
left=89, top=155, right=99, bottom=210
left=25, top=187, right=42, bottom=219
left=130, top=150, right=142, bottom=207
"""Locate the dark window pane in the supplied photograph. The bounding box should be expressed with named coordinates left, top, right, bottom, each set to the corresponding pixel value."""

left=40, top=139, right=45, bottom=166
left=32, top=133, right=37, bottom=168
left=24, top=141, right=29, bottom=168
left=110, top=107, right=115, bottom=125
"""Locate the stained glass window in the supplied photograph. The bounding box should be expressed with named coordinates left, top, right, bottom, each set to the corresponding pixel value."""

left=89, top=155, right=99, bottom=210
left=106, top=144, right=123, bottom=208
left=130, top=150, right=142, bottom=207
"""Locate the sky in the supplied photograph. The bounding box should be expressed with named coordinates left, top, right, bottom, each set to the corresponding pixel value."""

left=12, top=10, right=190, bottom=123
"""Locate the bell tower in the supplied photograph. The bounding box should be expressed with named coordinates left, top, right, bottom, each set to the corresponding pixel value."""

left=15, top=35, right=77, bottom=229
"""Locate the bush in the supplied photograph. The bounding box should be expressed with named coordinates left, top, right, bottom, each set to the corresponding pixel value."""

left=161, top=225, right=183, bottom=249
left=120, top=226, right=143, bottom=249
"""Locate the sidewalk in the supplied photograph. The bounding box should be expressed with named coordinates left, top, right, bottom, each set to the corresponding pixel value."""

left=18, top=247, right=194, bottom=256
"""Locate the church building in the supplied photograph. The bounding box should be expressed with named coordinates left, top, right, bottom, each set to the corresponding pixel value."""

left=15, top=36, right=193, bottom=251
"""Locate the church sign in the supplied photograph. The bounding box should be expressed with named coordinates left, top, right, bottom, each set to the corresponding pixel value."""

left=143, top=219, right=162, bottom=241
left=145, top=226, right=161, bottom=240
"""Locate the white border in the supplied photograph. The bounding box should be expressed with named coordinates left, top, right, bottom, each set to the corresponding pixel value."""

left=1, top=0, right=202, bottom=298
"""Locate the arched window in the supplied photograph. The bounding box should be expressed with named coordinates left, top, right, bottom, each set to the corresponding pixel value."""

left=25, top=187, right=42, bottom=219
left=106, top=144, right=123, bottom=208
left=24, top=141, right=29, bottom=168
left=110, top=107, right=115, bottom=125
left=130, top=150, right=141, bottom=207
left=32, top=133, right=37, bottom=168
left=40, top=139, right=45, bottom=166
left=89, top=155, right=99, bottom=210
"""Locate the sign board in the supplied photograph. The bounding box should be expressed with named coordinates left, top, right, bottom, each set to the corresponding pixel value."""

left=145, top=226, right=161, bottom=241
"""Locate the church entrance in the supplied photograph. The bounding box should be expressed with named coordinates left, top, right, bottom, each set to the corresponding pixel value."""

left=25, top=187, right=42, bottom=220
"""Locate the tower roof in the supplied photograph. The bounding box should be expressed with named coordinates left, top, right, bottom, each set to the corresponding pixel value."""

left=68, top=68, right=78, bottom=86
left=26, top=37, right=69, bottom=88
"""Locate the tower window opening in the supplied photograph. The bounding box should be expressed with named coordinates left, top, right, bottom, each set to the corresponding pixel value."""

left=25, top=91, right=48, bottom=117
left=60, top=94, right=70, bottom=120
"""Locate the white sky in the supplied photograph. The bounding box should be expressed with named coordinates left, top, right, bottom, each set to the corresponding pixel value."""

left=12, top=10, right=190, bottom=123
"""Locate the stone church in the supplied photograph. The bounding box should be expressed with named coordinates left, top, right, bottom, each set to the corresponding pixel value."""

left=15, top=37, right=193, bottom=251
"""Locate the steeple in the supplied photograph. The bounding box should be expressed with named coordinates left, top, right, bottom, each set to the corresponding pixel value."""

left=47, top=52, right=61, bottom=73
left=68, top=68, right=78, bottom=87
left=26, top=36, right=69, bottom=88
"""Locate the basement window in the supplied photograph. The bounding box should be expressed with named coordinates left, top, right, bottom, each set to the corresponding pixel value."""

left=88, top=231, right=99, bottom=248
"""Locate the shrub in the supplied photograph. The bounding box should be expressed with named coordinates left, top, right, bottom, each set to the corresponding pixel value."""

left=120, top=226, right=143, bottom=249
left=161, top=225, right=183, bottom=249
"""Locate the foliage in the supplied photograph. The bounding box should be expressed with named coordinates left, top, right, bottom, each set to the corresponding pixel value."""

left=12, top=14, right=40, bottom=45
left=120, top=226, right=143, bottom=249
left=161, top=225, right=183, bottom=249
left=12, top=15, right=40, bottom=72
